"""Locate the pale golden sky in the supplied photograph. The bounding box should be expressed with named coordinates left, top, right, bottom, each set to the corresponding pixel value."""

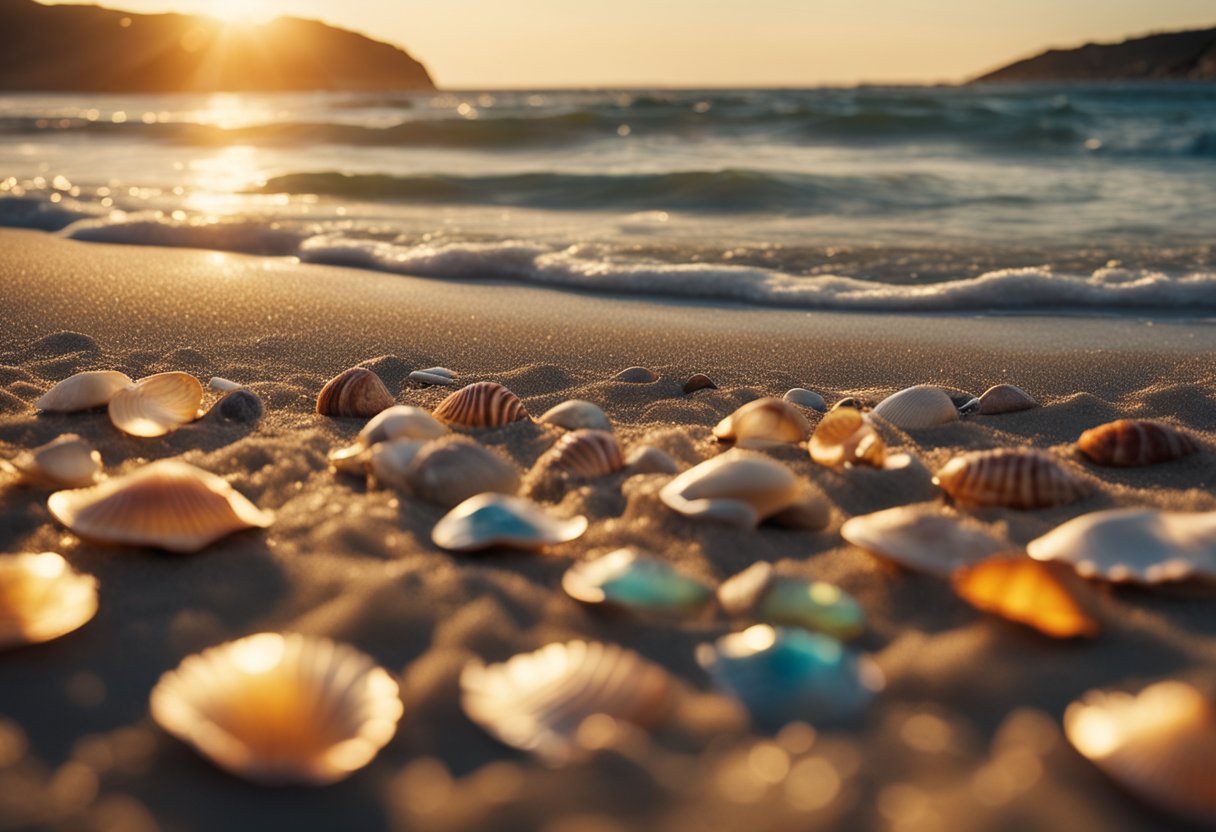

left=43, top=0, right=1216, bottom=87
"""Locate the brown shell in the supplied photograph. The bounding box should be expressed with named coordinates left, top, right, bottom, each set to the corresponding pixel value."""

left=403, top=437, right=521, bottom=507
left=977, top=384, right=1037, bottom=415
left=683, top=373, right=717, bottom=394
left=934, top=448, right=1090, bottom=509
left=613, top=366, right=657, bottom=383
left=538, top=430, right=624, bottom=480
left=714, top=398, right=811, bottom=446
left=315, top=368, right=394, bottom=418
left=1077, top=419, right=1201, bottom=467
left=432, top=382, right=529, bottom=428
left=808, top=407, right=885, bottom=468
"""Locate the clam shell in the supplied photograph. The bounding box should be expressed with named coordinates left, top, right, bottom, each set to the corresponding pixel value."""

left=1027, top=508, right=1216, bottom=584
left=408, top=366, right=456, bottom=386
left=150, top=632, right=402, bottom=785
left=537, top=400, right=612, bottom=433
left=562, top=547, right=714, bottom=615
left=1077, top=419, right=1201, bottom=467
left=0, top=552, right=98, bottom=649
left=316, top=367, right=395, bottom=418
left=461, top=640, right=674, bottom=765
left=977, top=384, right=1037, bottom=415
left=367, top=439, right=427, bottom=491
left=48, top=460, right=273, bottom=553
left=952, top=555, right=1099, bottom=638
left=329, top=406, right=448, bottom=474
left=613, top=366, right=657, bottom=383
left=831, top=397, right=861, bottom=411
left=658, top=450, right=801, bottom=528
left=10, top=434, right=102, bottom=488
left=683, top=373, right=717, bottom=394
left=934, top=448, right=1090, bottom=509
left=783, top=388, right=827, bottom=412
left=713, top=398, right=811, bottom=447
left=624, top=445, right=680, bottom=476
left=717, top=562, right=864, bottom=640
left=400, top=437, right=520, bottom=508
left=108, top=372, right=203, bottom=437
left=840, top=505, right=1009, bottom=576
left=433, top=382, right=529, bottom=429
left=1064, top=680, right=1216, bottom=825
left=872, top=385, right=958, bottom=430
left=431, top=493, right=587, bottom=552
left=35, top=371, right=133, bottom=412
left=808, top=407, right=885, bottom=468
left=537, top=430, right=624, bottom=480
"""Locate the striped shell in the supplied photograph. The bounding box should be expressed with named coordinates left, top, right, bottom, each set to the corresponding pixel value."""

left=315, top=367, right=394, bottom=418
left=0, top=552, right=98, bottom=650
left=840, top=505, right=1009, bottom=576
left=713, top=398, right=811, bottom=447
left=538, top=400, right=612, bottom=433
left=808, top=407, right=885, bottom=468
left=952, top=556, right=1099, bottom=638
left=150, top=632, right=402, bottom=786
left=934, top=448, right=1090, bottom=509
left=977, top=384, right=1037, bottom=415
left=872, top=385, right=958, bottom=430
left=659, top=450, right=802, bottom=529
left=431, top=493, right=587, bottom=552
left=562, top=547, right=714, bottom=615
left=461, top=640, right=674, bottom=765
left=397, top=437, right=520, bottom=508
left=1077, top=420, right=1201, bottom=467
left=537, top=430, right=624, bottom=480
left=35, top=371, right=133, bottom=412
left=8, top=434, right=103, bottom=489
left=328, top=406, right=447, bottom=473
left=108, top=372, right=203, bottom=437
left=613, top=366, right=657, bottom=383
left=717, top=562, right=865, bottom=640
left=433, top=382, right=529, bottom=429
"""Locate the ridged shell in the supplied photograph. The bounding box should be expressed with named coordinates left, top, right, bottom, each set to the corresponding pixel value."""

left=35, top=371, right=133, bottom=412
left=977, top=384, right=1037, bottom=415
left=713, top=398, right=811, bottom=447
left=0, top=552, right=98, bottom=649
left=400, top=437, right=520, bottom=508
left=613, top=366, right=657, bottom=383
left=315, top=367, right=395, bottom=418
left=1077, top=420, right=1201, bottom=467
left=408, top=367, right=456, bottom=386
left=150, top=632, right=402, bottom=786
left=683, top=373, right=717, bottom=394
left=872, top=385, right=958, bottom=430
left=624, top=445, right=680, bottom=475
left=461, top=640, right=674, bottom=765
left=537, top=400, right=613, bottom=433
left=433, top=382, right=529, bottom=429
left=562, top=547, right=714, bottom=615
left=537, top=430, right=624, bottom=480
left=784, top=388, right=827, bottom=412
left=108, top=372, right=203, bottom=437
left=9, top=434, right=102, bottom=488
left=934, top=448, right=1090, bottom=509
left=840, top=505, right=1009, bottom=576
left=431, top=493, right=587, bottom=552
left=329, top=406, right=447, bottom=473
left=808, top=407, right=885, bottom=468
left=717, top=562, right=864, bottom=640
left=48, top=460, right=273, bottom=553
left=952, top=556, right=1099, bottom=638
left=659, top=450, right=801, bottom=529
left=1064, top=680, right=1216, bottom=826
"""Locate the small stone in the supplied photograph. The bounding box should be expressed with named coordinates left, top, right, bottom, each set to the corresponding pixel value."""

left=783, top=388, right=826, bottom=412
left=216, top=389, right=262, bottom=423
left=409, top=367, right=457, bottom=386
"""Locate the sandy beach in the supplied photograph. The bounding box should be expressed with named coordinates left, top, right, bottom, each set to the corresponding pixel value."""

left=1, top=228, right=1215, bottom=832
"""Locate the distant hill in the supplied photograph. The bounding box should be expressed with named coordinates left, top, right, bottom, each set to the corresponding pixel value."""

left=973, top=25, right=1216, bottom=83
left=0, top=0, right=434, bottom=92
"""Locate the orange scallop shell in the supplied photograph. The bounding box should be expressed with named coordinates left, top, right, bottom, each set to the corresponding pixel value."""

left=1077, top=419, right=1201, bottom=467
left=315, top=367, right=395, bottom=418
left=951, top=555, right=1099, bottom=638
left=934, top=448, right=1089, bottom=509
left=432, top=381, right=529, bottom=428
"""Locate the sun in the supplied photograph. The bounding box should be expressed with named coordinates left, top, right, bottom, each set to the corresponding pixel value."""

left=208, top=0, right=270, bottom=25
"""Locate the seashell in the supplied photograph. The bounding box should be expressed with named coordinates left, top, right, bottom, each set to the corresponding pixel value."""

left=328, top=406, right=447, bottom=474
left=408, top=366, right=456, bottom=386
left=108, top=372, right=204, bottom=437
left=831, top=397, right=861, bottom=411
left=958, top=397, right=982, bottom=415
left=696, top=625, right=882, bottom=730
left=8, top=434, right=102, bottom=488
left=1077, top=419, right=1201, bottom=467
left=872, top=385, right=958, bottom=430
left=1064, top=680, right=1216, bottom=826
left=150, top=632, right=402, bottom=785
left=784, top=388, right=827, bottom=412
left=35, top=370, right=133, bottom=412
left=461, top=640, right=674, bottom=765
left=538, top=399, right=612, bottom=433
left=367, top=439, right=427, bottom=491
left=613, top=366, right=657, bottom=383
left=562, top=547, right=714, bottom=615
left=624, top=445, right=680, bottom=476
left=659, top=450, right=802, bottom=529
left=315, top=367, right=395, bottom=418
left=717, top=562, right=864, bottom=640
left=952, top=555, right=1099, bottom=638
left=48, top=460, right=273, bottom=553
left=840, top=505, right=1009, bottom=576
left=536, top=430, right=623, bottom=481
left=0, top=552, right=98, bottom=649
left=683, top=373, right=717, bottom=394
left=213, top=390, right=263, bottom=423
left=208, top=377, right=242, bottom=393
left=713, top=398, right=811, bottom=447
left=934, top=448, right=1090, bottom=509
left=432, top=493, right=587, bottom=552
left=808, top=407, right=885, bottom=468
left=767, top=491, right=832, bottom=531
left=977, top=384, right=1037, bottom=415
left=1027, top=508, right=1216, bottom=584
left=399, top=436, right=520, bottom=507
left=433, top=382, right=529, bottom=429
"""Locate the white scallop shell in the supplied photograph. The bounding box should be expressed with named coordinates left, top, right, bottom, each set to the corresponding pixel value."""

left=872, top=385, right=958, bottom=430
left=659, top=449, right=802, bottom=528
left=431, top=493, right=587, bottom=552
left=35, top=371, right=133, bottom=412
left=329, top=406, right=447, bottom=474
left=977, top=384, right=1037, bottom=415
left=783, top=388, right=827, bottom=412
left=397, top=437, right=520, bottom=508
left=713, top=398, right=811, bottom=447
left=0, top=552, right=98, bottom=649
left=108, top=372, right=203, bottom=437
left=537, top=400, right=613, bottom=433
left=840, top=504, right=1009, bottom=576
left=8, top=434, right=102, bottom=488
left=408, top=367, right=457, bottom=386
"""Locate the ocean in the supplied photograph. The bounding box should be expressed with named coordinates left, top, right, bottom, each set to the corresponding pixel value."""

left=2, top=84, right=1214, bottom=312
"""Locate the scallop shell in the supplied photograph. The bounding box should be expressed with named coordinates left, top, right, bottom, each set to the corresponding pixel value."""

left=9, top=434, right=102, bottom=488
left=408, top=366, right=456, bottom=386
left=977, top=384, right=1037, bottom=415
left=1064, top=680, right=1216, bottom=826
left=658, top=450, right=802, bottom=528
left=808, top=407, right=885, bottom=468
left=537, top=400, right=613, bottom=433
left=783, top=388, right=827, bottom=412
left=537, top=430, right=624, bottom=480
left=952, top=555, right=1099, bottom=638
left=613, top=366, right=657, bottom=383
left=398, top=437, right=520, bottom=508
left=0, top=552, right=98, bottom=649
left=35, top=371, right=133, bottom=412
left=713, top=398, right=811, bottom=447
left=108, top=372, right=203, bottom=437
left=624, top=445, right=680, bottom=476
left=717, top=562, right=864, bottom=640
left=433, top=382, right=529, bottom=429
left=934, top=448, right=1090, bottom=509
left=315, top=367, right=395, bottom=418
left=48, top=460, right=274, bottom=553
left=683, top=373, right=717, bottom=394
left=150, top=632, right=402, bottom=785
left=562, top=547, right=714, bottom=615
left=431, top=493, right=587, bottom=552
left=1077, top=420, right=1201, bottom=467
left=1027, top=508, right=1216, bottom=584
left=696, top=625, right=883, bottom=731
left=328, top=406, right=447, bottom=474
left=460, top=640, right=674, bottom=765
left=840, top=505, right=1009, bottom=576
left=872, top=385, right=958, bottom=430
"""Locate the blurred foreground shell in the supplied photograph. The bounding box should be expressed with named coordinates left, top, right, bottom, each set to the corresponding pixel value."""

left=329, top=406, right=447, bottom=474
left=713, top=398, right=811, bottom=447
left=977, top=384, right=1037, bottom=415
left=613, top=366, right=657, bottom=383
left=316, top=367, right=394, bottom=418
left=48, top=460, right=273, bottom=553
left=683, top=373, right=717, bottom=394
left=367, top=439, right=426, bottom=492
left=808, top=408, right=885, bottom=468
left=536, top=430, right=623, bottom=480
left=624, top=445, right=680, bottom=476
left=461, top=640, right=674, bottom=765
left=395, top=437, right=520, bottom=508
left=538, top=400, right=612, bottom=433
left=1064, top=680, right=1216, bottom=826
left=408, top=366, right=456, bottom=386
left=108, top=372, right=203, bottom=437
left=1077, top=419, right=1201, bottom=467
left=0, top=552, right=98, bottom=649
left=7, top=434, right=102, bottom=489
left=934, top=448, right=1090, bottom=509
left=784, top=388, right=827, bottom=412
left=841, top=505, right=1008, bottom=576
left=35, top=371, right=133, bottom=412
left=659, top=450, right=805, bottom=529
left=562, top=548, right=714, bottom=615
left=872, top=385, right=958, bottom=430
left=433, top=382, right=529, bottom=429
left=718, top=562, right=864, bottom=640
left=432, top=493, right=587, bottom=552
left=952, top=556, right=1099, bottom=638
left=150, top=632, right=402, bottom=786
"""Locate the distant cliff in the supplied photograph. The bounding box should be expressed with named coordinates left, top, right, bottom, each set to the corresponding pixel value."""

left=973, top=25, right=1216, bottom=83
left=0, top=0, right=434, bottom=92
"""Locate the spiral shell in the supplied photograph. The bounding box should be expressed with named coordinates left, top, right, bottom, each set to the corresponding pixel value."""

left=808, top=407, right=885, bottom=468
left=872, top=385, right=958, bottom=430
left=433, top=382, right=529, bottom=429
left=952, top=556, right=1099, bottom=638
left=395, top=436, right=520, bottom=508
left=108, top=372, right=203, bottom=437
left=977, top=384, right=1037, bottom=415
left=35, top=371, right=133, bottom=412
left=659, top=450, right=803, bottom=529
left=431, top=493, right=587, bottom=552
left=713, top=398, right=811, bottom=447
left=538, top=399, right=613, bottom=433
left=0, top=552, right=98, bottom=649
left=934, top=448, right=1090, bottom=509
left=1077, top=419, right=1201, bottom=467
left=8, top=434, right=102, bottom=489
left=537, top=430, right=624, bottom=480
left=840, top=505, right=1009, bottom=576
left=315, top=367, right=395, bottom=418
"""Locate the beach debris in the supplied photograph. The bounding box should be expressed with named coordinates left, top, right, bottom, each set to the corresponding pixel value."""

left=208, top=377, right=242, bottom=393
left=431, top=493, right=587, bottom=552
left=1064, top=679, right=1216, bottom=826
left=696, top=625, right=882, bottom=730
left=316, top=367, right=395, bottom=418
left=683, top=373, right=717, bottom=394
left=108, top=372, right=203, bottom=437
left=433, top=381, right=529, bottom=429
left=0, top=552, right=98, bottom=649
left=934, top=448, right=1090, bottom=509
left=952, top=555, right=1099, bottom=638
left=624, top=445, right=681, bottom=476
left=538, top=399, right=613, bottom=433
left=613, top=366, right=657, bottom=383
left=872, top=385, right=958, bottom=430
left=328, top=405, right=447, bottom=474
left=408, top=366, right=457, bottom=386
left=150, top=632, right=402, bottom=786
left=840, top=504, right=1008, bottom=576
left=213, top=389, right=263, bottom=424
left=976, top=384, right=1037, bottom=415
left=461, top=640, right=674, bottom=765
left=659, top=450, right=816, bottom=529
left=385, top=436, right=520, bottom=508
left=562, top=547, right=714, bottom=616
left=808, top=407, right=885, bottom=468
left=713, top=397, right=811, bottom=447
left=48, top=460, right=273, bottom=553
left=535, top=429, right=624, bottom=481
left=1027, top=508, right=1216, bottom=584
left=717, top=562, right=864, bottom=640
left=35, top=370, right=133, bottom=412
left=831, top=397, right=861, bottom=411
left=5, top=434, right=102, bottom=489
left=783, top=388, right=827, bottom=412
left=1077, top=419, right=1201, bottom=467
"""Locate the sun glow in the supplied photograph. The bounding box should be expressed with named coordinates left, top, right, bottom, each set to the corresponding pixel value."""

left=207, top=0, right=270, bottom=25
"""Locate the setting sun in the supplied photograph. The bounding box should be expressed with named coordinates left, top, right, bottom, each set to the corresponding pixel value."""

left=208, top=0, right=268, bottom=24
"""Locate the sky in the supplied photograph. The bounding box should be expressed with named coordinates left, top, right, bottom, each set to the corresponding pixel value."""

left=42, top=0, right=1216, bottom=88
